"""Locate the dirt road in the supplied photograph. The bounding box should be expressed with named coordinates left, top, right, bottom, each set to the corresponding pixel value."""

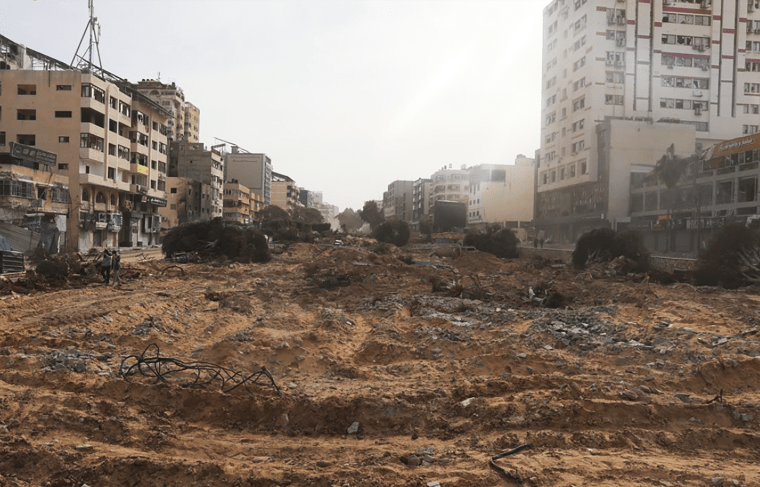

left=0, top=242, right=758, bottom=486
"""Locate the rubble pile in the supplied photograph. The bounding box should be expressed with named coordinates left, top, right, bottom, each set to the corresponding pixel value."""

left=0, top=238, right=759, bottom=486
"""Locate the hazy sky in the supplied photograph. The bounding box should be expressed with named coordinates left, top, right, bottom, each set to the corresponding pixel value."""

left=1, top=0, right=545, bottom=211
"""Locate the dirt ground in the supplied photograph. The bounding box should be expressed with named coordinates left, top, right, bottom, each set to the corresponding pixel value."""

left=0, top=240, right=759, bottom=486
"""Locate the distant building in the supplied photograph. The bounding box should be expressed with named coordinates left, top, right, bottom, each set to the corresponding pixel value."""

left=136, top=80, right=200, bottom=143
left=430, top=166, right=469, bottom=209
left=271, top=172, right=299, bottom=211
left=224, top=149, right=272, bottom=206
left=382, top=180, right=414, bottom=221
left=412, top=178, right=432, bottom=228
left=169, top=140, right=224, bottom=219
left=467, top=155, right=536, bottom=231
left=222, top=179, right=251, bottom=225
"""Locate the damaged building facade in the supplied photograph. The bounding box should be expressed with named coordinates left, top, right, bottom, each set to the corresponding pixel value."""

left=0, top=144, right=70, bottom=253
left=159, top=140, right=224, bottom=226
left=537, top=0, right=759, bottom=243
left=0, top=42, right=170, bottom=250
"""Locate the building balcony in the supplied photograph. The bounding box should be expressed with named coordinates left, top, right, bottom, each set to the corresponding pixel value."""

left=80, top=147, right=106, bottom=163
left=79, top=172, right=113, bottom=188
left=81, top=122, right=105, bottom=139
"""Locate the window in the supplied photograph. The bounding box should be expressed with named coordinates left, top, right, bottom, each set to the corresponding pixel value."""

left=0, top=132, right=5, bottom=146
left=110, top=96, right=118, bottom=109
left=745, top=83, right=760, bottom=94
left=605, top=94, right=624, bottom=105
left=80, top=133, right=104, bottom=152
left=606, top=51, right=625, bottom=67
left=17, top=109, right=36, bottom=120
left=573, top=56, right=586, bottom=71
left=17, top=134, right=35, bottom=146
left=580, top=160, right=587, bottom=174
left=748, top=61, right=760, bottom=72
left=573, top=97, right=585, bottom=111
left=58, top=136, right=70, bottom=143
left=108, top=144, right=116, bottom=156
left=606, top=71, right=624, bottom=84
left=171, top=188, right=178, bottom=194
left=58, top=163, right=69, bottom=171
left=17, top=84, right=36, bottom=95
left=573, top=77, right=586, bottom=91
left=0, top=179, right=34, bottom=198
left=81, top=83, right=105, bottom=103
left=56, top=85, right=72, bottom=91
left=55, top=110, right=72, bottom=118
left=108, top=167, right=116, bottom=180
left=743, top=125, right=760, bottom=134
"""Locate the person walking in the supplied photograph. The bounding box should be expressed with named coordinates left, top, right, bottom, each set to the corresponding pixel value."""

left=111, top=251, right=122, bottom=287
left=101, top=248, right=113, bottom=285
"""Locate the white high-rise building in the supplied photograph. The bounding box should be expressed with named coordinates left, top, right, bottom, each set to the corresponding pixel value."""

left=537, top=0, right=760, bottom=241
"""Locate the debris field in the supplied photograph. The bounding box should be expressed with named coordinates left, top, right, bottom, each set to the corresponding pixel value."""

left=0, top=240, right=759, bottom=486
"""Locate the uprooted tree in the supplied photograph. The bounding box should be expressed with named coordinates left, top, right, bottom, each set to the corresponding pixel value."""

left=359, top=201, right=385, bottom=231
left=372, top=219, right=410, bottom=247
left=572, top=228, right=649, bottom=271
left=693, top=223, right=760, bottom=288
left=162, top=218, right=270, bottom=263
left=463, top=227, right=519, bottom=259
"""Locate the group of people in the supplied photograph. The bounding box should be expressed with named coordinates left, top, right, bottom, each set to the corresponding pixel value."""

left=100, top=248, right=122, bottom=286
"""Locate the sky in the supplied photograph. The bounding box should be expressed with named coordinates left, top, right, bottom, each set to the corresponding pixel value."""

left=0, top=0, right=546, bottom=212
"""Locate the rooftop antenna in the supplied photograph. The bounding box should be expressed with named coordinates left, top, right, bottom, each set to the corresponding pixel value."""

left=71, top=0, right=104, bottom=75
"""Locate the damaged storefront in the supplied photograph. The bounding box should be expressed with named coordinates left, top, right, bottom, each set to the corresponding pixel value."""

left=120, top=193, right=165, bottom=247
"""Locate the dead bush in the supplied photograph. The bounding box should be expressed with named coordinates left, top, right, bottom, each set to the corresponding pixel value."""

left=694, top=224, right=760, bottom=288
left=372, top=220, right=411, bottom=247
left=572, top=228, right=649, bottom=271
left=463, top=228, right=519, bottom=259
left=162, top=219, right=270, bottom=263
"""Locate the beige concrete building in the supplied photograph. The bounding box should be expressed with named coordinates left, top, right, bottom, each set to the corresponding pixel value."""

left=225, top=150, right=273, bottom=206
left=0, top=66, right=170, bottom=250
left=168, top=140, right=224, bottom=220
left=430, top=166, right=470, bottom=210
left=538, top=0, right=759, bottom=241
left=222, top=179, right=252, bottom=225
left=136, top=80, right=200, bottom=143
left=466, top=155, right=536, bottom=231
left=271, top=172, right=299, bottom=212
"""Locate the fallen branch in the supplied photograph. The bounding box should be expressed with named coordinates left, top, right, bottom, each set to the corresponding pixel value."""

left=490, top=443, right=534, bottom=482
left=161, top=265, right=185, bottom=276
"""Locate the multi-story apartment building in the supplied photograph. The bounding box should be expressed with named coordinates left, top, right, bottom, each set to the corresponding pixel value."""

left=225, top=149, right=273, bottom=206
left=382, top=180, right=414, bottom=221
left=537, top=0, right=759, bottom=242
left=411, top=177, right=432, bottom=228
left=222, top=179, right=252, bottom=225
left=467, top=155, right=536, bottom=231
left=168, top=140, right=224, bottom=219
left=0, top=50, right=170, bottom=249
left=271, top=172, right=300, bottom=211
left=136, top=80, right=200, bottom=143
left=430, top=166, right=470, bottom=209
